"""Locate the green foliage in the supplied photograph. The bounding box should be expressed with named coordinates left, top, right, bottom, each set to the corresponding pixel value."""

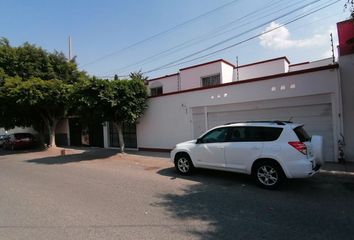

left=0, top=38, right=86, bottom=82
left=345, top=0, right=354, bottom=18
left=0, top=38, right=87, bottom=146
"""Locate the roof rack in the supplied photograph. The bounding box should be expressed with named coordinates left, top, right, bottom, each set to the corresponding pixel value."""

left=225, top=120, right=293, bottom=126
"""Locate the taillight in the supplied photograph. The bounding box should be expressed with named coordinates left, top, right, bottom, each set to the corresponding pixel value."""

left=288, top=141, right=307, bottom=155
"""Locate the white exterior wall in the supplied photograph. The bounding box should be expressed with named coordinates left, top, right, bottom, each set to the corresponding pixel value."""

left=137, top=68, right=341, bottom=153
left=0, top=127, right=37, bottom=135
left=339, top=54, right=354, bottom=161
left=289, top=58, right=333, bottom=72
left=180, top=62, right=222, bottom=90
left=149, top=74, right=178, bottom=94
left=221, top=62, right=234, bottom=83
left=235, top=59, right=289, bottom=81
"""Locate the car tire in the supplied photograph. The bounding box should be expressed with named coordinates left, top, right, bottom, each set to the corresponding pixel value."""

left=174, top=154, right=194, bottom=175
left=253, top=160, right=284, bottom=189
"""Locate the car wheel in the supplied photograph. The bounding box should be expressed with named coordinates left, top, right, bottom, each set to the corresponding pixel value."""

left=253, top=160, right=284, bottom=189
left=174, top=154, right=194, bottom=175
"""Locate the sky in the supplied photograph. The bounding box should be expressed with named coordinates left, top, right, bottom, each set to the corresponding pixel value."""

left=0, top=0, right=351, bottom=79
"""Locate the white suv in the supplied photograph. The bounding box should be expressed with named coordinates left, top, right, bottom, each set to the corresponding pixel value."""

left=171, top=121, right=324, bottom=189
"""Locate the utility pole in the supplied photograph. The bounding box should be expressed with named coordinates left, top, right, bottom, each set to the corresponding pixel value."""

left=68, top=36, right=72, bottom=61
left=330, top=33, right=335, bottom=63
left=236, top=56, right=239, bottom=81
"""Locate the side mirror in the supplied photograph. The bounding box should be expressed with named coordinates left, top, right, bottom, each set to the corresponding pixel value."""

left=196, top=138, right=202, bottom=144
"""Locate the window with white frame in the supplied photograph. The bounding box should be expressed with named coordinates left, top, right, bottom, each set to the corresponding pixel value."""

left=201, top=74, right=221, bottom=87
left=150, top=86, right=163, bottom=96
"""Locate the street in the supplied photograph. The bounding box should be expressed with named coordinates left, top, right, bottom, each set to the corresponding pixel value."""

left=0, top=148, right=354, bottom=240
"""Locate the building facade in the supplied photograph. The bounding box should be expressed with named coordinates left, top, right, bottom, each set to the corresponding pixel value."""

left=99, top=20, right=354, bottom=163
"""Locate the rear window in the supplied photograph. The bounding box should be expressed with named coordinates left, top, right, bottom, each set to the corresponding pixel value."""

left=14, top=133, right=33, bottom=140
left=228, top=127, right=283, bottom=142
left=294, top=126, right=311, bottom=142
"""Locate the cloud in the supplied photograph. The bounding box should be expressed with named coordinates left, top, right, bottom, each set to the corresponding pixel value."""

left=259, top=22, right=331, bottom=50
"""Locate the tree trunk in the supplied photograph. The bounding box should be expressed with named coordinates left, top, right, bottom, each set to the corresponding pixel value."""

left=48, top=120, right=58, bottom=148
left=114, top=122, right=125, bottom=153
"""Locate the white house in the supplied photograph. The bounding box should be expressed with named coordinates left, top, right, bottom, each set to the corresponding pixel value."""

left=133, top=57, right=341, bottom=163
left=99, top=20, right=354, bottom=163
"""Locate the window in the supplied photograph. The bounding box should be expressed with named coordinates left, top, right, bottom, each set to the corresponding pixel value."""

left=294, top=126, right=310, bottom=142
left=228, top=127, right=283, bottom=142
left=201, top=74, right=221, bottom=87
left=200, top=127, right=229, bottom=143
left=150, top=86, right=163, bottom=96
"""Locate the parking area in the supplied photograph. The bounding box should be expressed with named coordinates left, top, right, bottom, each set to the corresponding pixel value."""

left=0, top=148, right=354, bottom=240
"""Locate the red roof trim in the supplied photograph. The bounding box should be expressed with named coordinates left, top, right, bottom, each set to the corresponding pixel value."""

left=179, top=59, right=235, bottom=71
left=236, top=56, right=290, bottom=69
left=289, top=62, right=310, bottom=67
left=149, top=73, right=179, bottom=82
left=149, top=64, right=338, bottom=99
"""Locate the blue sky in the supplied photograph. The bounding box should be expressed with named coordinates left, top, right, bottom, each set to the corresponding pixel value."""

left=0, top=0, right=350, bottom=79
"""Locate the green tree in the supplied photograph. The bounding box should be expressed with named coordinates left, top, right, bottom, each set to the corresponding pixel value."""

left=0, top=38, right=87, bottom=147
left=345, top=0, right=354, bottom=18
left=2, top=77, right=72, bottom=147
left=74, top=77, right=148, bottom=153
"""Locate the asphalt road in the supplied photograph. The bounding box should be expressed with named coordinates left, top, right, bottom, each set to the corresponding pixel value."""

left=0, top=148, right=354, bottom=240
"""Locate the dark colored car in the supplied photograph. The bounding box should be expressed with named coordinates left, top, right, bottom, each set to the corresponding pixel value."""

left=0, top=135, right=8, bottom=147
left=3, top=133, right=36, bottom=150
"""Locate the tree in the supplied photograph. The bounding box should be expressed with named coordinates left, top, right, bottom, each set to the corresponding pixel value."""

left=74, top=77, right=148, bottom=153
left=345, top=0, right=354, bottom=18
left=2, top=77, right=72, bottom=147
left=106, top=79, right=148, bottom=153
left=0, top=38, right=87, bottom=147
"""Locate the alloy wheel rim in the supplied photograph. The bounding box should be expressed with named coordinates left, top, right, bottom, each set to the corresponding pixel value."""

left=257, top=165, right=278, bottom=186
left=177, top=158, right=190, bottom=173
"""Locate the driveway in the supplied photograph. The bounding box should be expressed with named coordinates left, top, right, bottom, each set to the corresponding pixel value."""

left=0, top=148, right=353, bottom=240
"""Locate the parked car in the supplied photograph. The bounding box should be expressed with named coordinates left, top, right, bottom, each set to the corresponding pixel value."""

left=171, top=121, right=324, bottom=189
left=0, top=135, right=8, bottom=147
left=3, top=133, right=36, bottom=151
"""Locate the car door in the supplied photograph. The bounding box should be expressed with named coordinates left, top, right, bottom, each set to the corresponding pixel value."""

left=224, top=127, right=263, bottom=173
left=192, top=127, right=230, bottom=169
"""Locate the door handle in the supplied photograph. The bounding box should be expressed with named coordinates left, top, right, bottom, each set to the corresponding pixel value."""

left=251, top=146, right=260, bottom=150
left=216, top=146, right=224, bottom=149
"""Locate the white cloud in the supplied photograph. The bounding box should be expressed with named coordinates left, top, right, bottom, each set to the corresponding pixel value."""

left=259, top=22, right=332, bottom=50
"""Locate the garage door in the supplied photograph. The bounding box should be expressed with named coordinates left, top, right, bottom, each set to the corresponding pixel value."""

left=192, top=103, right=334, bottom=162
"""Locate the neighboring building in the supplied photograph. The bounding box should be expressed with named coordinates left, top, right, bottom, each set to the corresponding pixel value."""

left=85, top=20, right=352, bottom=163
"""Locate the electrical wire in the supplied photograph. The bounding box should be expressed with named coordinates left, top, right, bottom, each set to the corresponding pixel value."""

left=142, top=0, right=340, bottom=74
left=79, top=0, right=241, bottom=68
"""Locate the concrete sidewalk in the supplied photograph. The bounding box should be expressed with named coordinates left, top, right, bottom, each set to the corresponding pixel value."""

left=321, top=162, right=354, bottom=175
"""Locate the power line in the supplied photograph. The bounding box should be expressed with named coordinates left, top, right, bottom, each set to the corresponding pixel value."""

left=100, top=9, right=343, bottom=79
left=79, top=0, right=241, bottom=68
left=142, top=0, right=323, bottom=74
left=115, top=0, right=316, bottom=75
left=104, top=0, right=285, bottom=74
left=143, top=0, right=340, bottom=74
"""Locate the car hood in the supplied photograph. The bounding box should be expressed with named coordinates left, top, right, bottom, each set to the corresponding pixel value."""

left=176, top=139, right=197, bottom=148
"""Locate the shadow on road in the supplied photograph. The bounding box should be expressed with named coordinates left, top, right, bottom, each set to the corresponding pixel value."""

left=26, top=148, right=119, bottom=165
left=155, top=167, right=354, bottom=240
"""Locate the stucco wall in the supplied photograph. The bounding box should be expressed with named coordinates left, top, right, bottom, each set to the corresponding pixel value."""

left=137, top=68, right=340, bottom=151
left=339, top=54, right=354, bottom=161
left=180, top=62, right=222, bottom=90
left=149, top=74, right=178, bottom=94
left=235, top=58, right=289, bottom=81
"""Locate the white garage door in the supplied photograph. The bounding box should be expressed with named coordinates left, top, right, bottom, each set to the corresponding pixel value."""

left=192, top=103, right=334, bottom=162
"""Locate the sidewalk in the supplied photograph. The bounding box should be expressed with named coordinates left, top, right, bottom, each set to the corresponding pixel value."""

left=321, top=162, right=354, bottom=175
